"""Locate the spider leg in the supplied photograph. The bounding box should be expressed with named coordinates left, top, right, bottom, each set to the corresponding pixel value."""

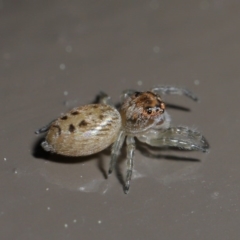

left=124, top=136, right=135, bottom=194
left=151, top=86, right=198, bottom=101
left=109, top=130, right=126, bottom=174
left=98, top=91, right=112, bottom=105
left=137, top=127, right=209, bottom=152
left=120, top=89, right=137, bottom=102
left=35, top=119, right=56, bottom=134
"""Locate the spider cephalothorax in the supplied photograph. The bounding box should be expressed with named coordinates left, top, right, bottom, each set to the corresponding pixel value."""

left=120, top=91, right=166, bottom=134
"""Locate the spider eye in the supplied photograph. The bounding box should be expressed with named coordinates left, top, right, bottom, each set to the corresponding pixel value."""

left=146, top=108, right=152, bottom=114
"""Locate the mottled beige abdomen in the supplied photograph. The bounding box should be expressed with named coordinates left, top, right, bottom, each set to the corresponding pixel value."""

left=45, top=104, right=121, bottom=156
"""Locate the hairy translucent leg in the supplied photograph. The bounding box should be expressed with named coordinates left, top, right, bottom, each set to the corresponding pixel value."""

left=35, top=120, right=56, bottom=134
left=109, top=130, right=126, bottom=174
left=120, top=89, right=136, bottom=102
left=151, top=86, right=198, bottom=101
left=98, top=91, right=112, bottom=105
left=124, top=136, right=135, bottom=194
left=137, top=127, right=209, bottom=152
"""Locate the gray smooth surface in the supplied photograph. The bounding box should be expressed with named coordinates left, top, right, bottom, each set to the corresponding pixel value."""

left=1, top=0, right=240, bottom=239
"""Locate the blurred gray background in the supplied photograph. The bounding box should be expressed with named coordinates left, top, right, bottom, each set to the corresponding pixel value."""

left=1, top=0, right=240, bottom=239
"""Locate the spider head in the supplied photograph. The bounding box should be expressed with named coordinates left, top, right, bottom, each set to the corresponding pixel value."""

left=120, top=91, right=166, bottom=134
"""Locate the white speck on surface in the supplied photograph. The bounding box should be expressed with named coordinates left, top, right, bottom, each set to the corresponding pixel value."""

left=47, top=207, right=51, bottom=210
left=64, top=224, right=68, bottom=228
left=153, top=46, right=160, bottom=53
left=66, top=45, right=72, bottom=53
left=64, top=99, right=79, bottom=107
left=194, top=80, right=200, bottom=85
left=46, top=188, right=49, bottom=191
left=102, top=187, right=108, bottom=195
left=63, top=91, right=68, bottom=96
left=3, top=158, right=7, bottom=161
left=98, top=220, right=102, bottom=224
left=137, top=80, right=143, bottom=86
left=14, top=169, right=18, bottom=174
left=73, top=219, right=77, bottom=223
left=132, top=169, right=145, bottom=180
left=78, top=179, right=108, bottom=193
left=211, top=191, right=220, bottom=199
left=59, top=63, right=66, bottom=70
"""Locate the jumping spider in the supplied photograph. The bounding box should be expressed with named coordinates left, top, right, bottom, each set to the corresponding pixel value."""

left=35, top=86, right=209, bottom=194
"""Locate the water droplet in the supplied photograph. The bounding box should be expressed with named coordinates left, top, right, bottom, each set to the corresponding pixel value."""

left=66, top=45, right=72, bottom=53
left=60, top=64, right=66, bottom=70
left=137, top=80, right=143, bottom=86
left=194, top=80, right=200, bottom=85
left=153, top=46, right=160, bottom=53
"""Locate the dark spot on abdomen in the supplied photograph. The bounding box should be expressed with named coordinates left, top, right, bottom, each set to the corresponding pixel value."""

left=135, top=92, right=142, bottom=97
left=99, top=128, right=109, bottom=131
left=111, top=116, right=119, bottom=121
left=71, top=111, right=79, bottom=115
left=52, top=125, right=61, bottom=135
left=99, top=114, right=104, bottom=120
left=61, top=115, right=68, bottom=120
left=69, top=124, right=75, bottom=132
left=79, top=120, right=88, bottom=127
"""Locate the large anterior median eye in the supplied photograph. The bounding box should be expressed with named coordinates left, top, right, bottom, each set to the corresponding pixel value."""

left=146, top=107, right=152, bottom=115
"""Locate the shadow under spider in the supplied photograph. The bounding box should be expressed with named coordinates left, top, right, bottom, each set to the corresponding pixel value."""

left=96, top=146, right=127, bottom=188
left=32, top=137, right=103, bottom=164
left=136, top=141, right=201, bottom=162
left=33, top=135, right=202, bottom=191
left=97, top=141, right=202, bottom=191
left=165, top=103, right=191, bottom=112
left=33, top=136, right=127, bottom=188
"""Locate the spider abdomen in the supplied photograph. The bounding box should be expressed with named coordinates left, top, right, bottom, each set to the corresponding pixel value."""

left=42, top=104, right=121, bottom=156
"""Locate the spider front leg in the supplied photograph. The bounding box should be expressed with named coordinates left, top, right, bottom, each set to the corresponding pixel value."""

left=109, top=130, right=126, bottom=174
left=137, top=127, right=209, bottom=152
left=98, top=91, right=112, bottom=105
left=124, top=136, right=136, bottom=194
left=151, top=86, right=198, bottom=101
